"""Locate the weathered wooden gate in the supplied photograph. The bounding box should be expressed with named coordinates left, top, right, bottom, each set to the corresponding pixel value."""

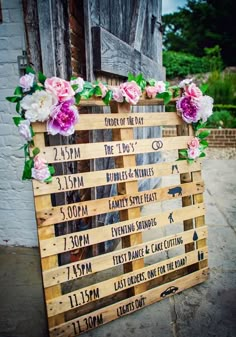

left=32, top=96, right=208, bottom=336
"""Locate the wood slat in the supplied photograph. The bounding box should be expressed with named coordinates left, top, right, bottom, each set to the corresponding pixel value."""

left=33, top=160, right=202, bottom=196
left=36, top=181, right=204, bottom=227
left=49, top=268, right=209, bottom=337
left=40, top=136, right=192, bottom=163
left=47, top=247, right=208, bottom=317
left=40, top=203, right=205, bottom=258
left=32, top=112, right=183, bottom=132
left=43, top=227, right=208, bottom=288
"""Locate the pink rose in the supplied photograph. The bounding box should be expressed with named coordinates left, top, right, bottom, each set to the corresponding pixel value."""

left=33, top=155, right=48, bottom=170
left=98, top=82, right=108, bottom=98
left=31, top=167, right=51, bottom=182
left=19, top=73, right=34, bottom=92
left=188, top=137, right=200, bottom=150
left=120, top=81, right=141, bottom=105
left=185, top=83, right=202, bottom=98
left=187, top=147, right=201, bottom=160
left=45, top=77, right=75, bottom=102
left=112, top=87, right=124, bottom=102
left=146, top=86, right=158, bottom=98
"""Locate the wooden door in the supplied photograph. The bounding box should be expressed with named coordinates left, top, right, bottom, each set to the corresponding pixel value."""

left=83, top=0, right=165, bottom=252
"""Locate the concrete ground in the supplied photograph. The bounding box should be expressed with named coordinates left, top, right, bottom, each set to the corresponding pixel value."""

left=0, top=159, right=236, bottom=337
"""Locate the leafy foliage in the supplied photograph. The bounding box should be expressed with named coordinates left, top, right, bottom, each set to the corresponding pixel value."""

left=162, top=0, right=236, bottom=66
left=206, top=110, right=236, bottom=128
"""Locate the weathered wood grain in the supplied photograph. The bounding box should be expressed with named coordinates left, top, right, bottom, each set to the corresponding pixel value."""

left=43, top=227, right=208, bottom=288
left=33, top=160, right=202, bottom=196
left=92, top=26, right=163, bottom=78
left=49, top=268, right=209, bottom=337
left=36, top=180, right=204, bottom=227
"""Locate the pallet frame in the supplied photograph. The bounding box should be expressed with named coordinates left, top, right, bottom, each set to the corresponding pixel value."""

left=32, top=98, right=208, bottom=336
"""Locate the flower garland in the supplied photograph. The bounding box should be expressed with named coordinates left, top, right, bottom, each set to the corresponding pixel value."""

left=6, top=67, right=213, bottom=182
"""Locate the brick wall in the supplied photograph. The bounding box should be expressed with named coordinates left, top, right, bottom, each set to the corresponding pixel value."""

left=162, top=127, right=236, bottom=147
left=0, top=0, right=38, bottom=246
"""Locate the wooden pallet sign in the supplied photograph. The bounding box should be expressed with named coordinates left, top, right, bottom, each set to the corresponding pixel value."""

left=32, top=98, right=208, bottom=337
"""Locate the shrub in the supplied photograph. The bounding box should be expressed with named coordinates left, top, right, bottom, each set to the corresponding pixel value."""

left=163, top=51, right=212, bottom=78
left=206, top=110, right=236, bottom=128
left=206, top=71, right=236, bottom=105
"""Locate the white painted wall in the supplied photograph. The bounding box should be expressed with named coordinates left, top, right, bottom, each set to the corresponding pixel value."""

left=0, top=0, right=38, bottom=246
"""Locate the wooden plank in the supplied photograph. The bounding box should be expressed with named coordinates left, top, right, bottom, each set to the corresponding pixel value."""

left=40, top=136, right=192, bottom=163
left=36, top=180, right=204, bottom=227
left=33, top=133, right=65, bottom=328
left=77, top=97, right=177, bottom=107
left=33, top=159, right=202, bottom=196
left=49, top=268, right=209, bottom=337
left=43, top=227, right=208, bottom=288
left=92, top=26, right=163, bottom=79
left=47, top=247, right=208, bottom=317
left=32, top=112, right=184, bottom=133
left=39, top=203, right=205, bottom=258
left=129, top=0, right=147, bottom=51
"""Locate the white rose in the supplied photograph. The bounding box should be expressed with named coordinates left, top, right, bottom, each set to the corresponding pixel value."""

left=179, top=78, right=193, bottom=88
left=21, top=91, right=57, bottom=122
left=70, top=77, right=84, bottom=93
left=19, top=73, right=35, bottom=92
left=18, top=119, right=32, bottom=141
left=198, top=95, right=214, bottom=122
left=156, top=81, right=166, bottom=93
left=31, top=167, right=51, bottom=182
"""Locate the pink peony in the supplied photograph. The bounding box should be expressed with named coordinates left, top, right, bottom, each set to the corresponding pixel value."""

left=19, top=73, right=34, bottom=92
left=18, top=119, right=32, bottom=142
left=45, top=77, right=75, bottom=102
left=47, top=99, right=78, bottom=136
left=120, top=81, right=141, bottom=105
left=185, top=83, right=202, bottom=99
left=187, top=147, right=201, bottom=160
left=176, top=96, right=200, bottom=123
left=112, top=87, right=124, bottom=102
left=32, top=155, right=50, bottom=181
left=146, top=86, right=158, bottom=98
left=32, top=167, right=51, bottom=181
left=188, top=137, right=200, bottom=150
left=34, top=155, right=48, bottom=170
left=98, top=82, right=108, bottom=98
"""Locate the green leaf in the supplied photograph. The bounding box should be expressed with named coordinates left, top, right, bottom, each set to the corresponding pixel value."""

left=33, top=83, right=44, bottom=91
left=13, top=116, right=24, bottom=126
left=30, top=126, right=35, bottom=137
left=22, top=159, right=33, bottom=180
left=6, top=96, right=22, bottom=103
left=83, top=81, right=94, bottom=90
left=200, top=139, right=208, bottom=146
left=14, top=86, right=23, bottom=96
left=32, top=147, right=40, bottom=157
left=38, top=71, right=47, bottom=84
left=199, top=152, right=206, bottom=158
left=200, top=83, right=208, bottom=94
left=44, top=176, right=53, bottom=183
left=198, top=130, right=211, bottom=139
left=75, top=93, right=81, bottom=104
left=81, top=88, right=95, bottom=99
left=193, top=120, right=208, bottom=131
left=94, top=85, right=102, bottom=96
left=26, top=66, right=36, bottom=74
left=157, top=91, right=172, bottom=105
left=16, top=101, right=21, bottom=113
left=128, top=72, right=135, bottom=82
left=187, top=158, right=195, bottom=164
left=179, top=149, right=188, bottom=156
left=48, top=165, right=55, bottom=175
left=102, top=90, right=113, bottom=105
left=176, top=158, right=187, bottom=161
left=148, top=79, right=156, bottom=86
